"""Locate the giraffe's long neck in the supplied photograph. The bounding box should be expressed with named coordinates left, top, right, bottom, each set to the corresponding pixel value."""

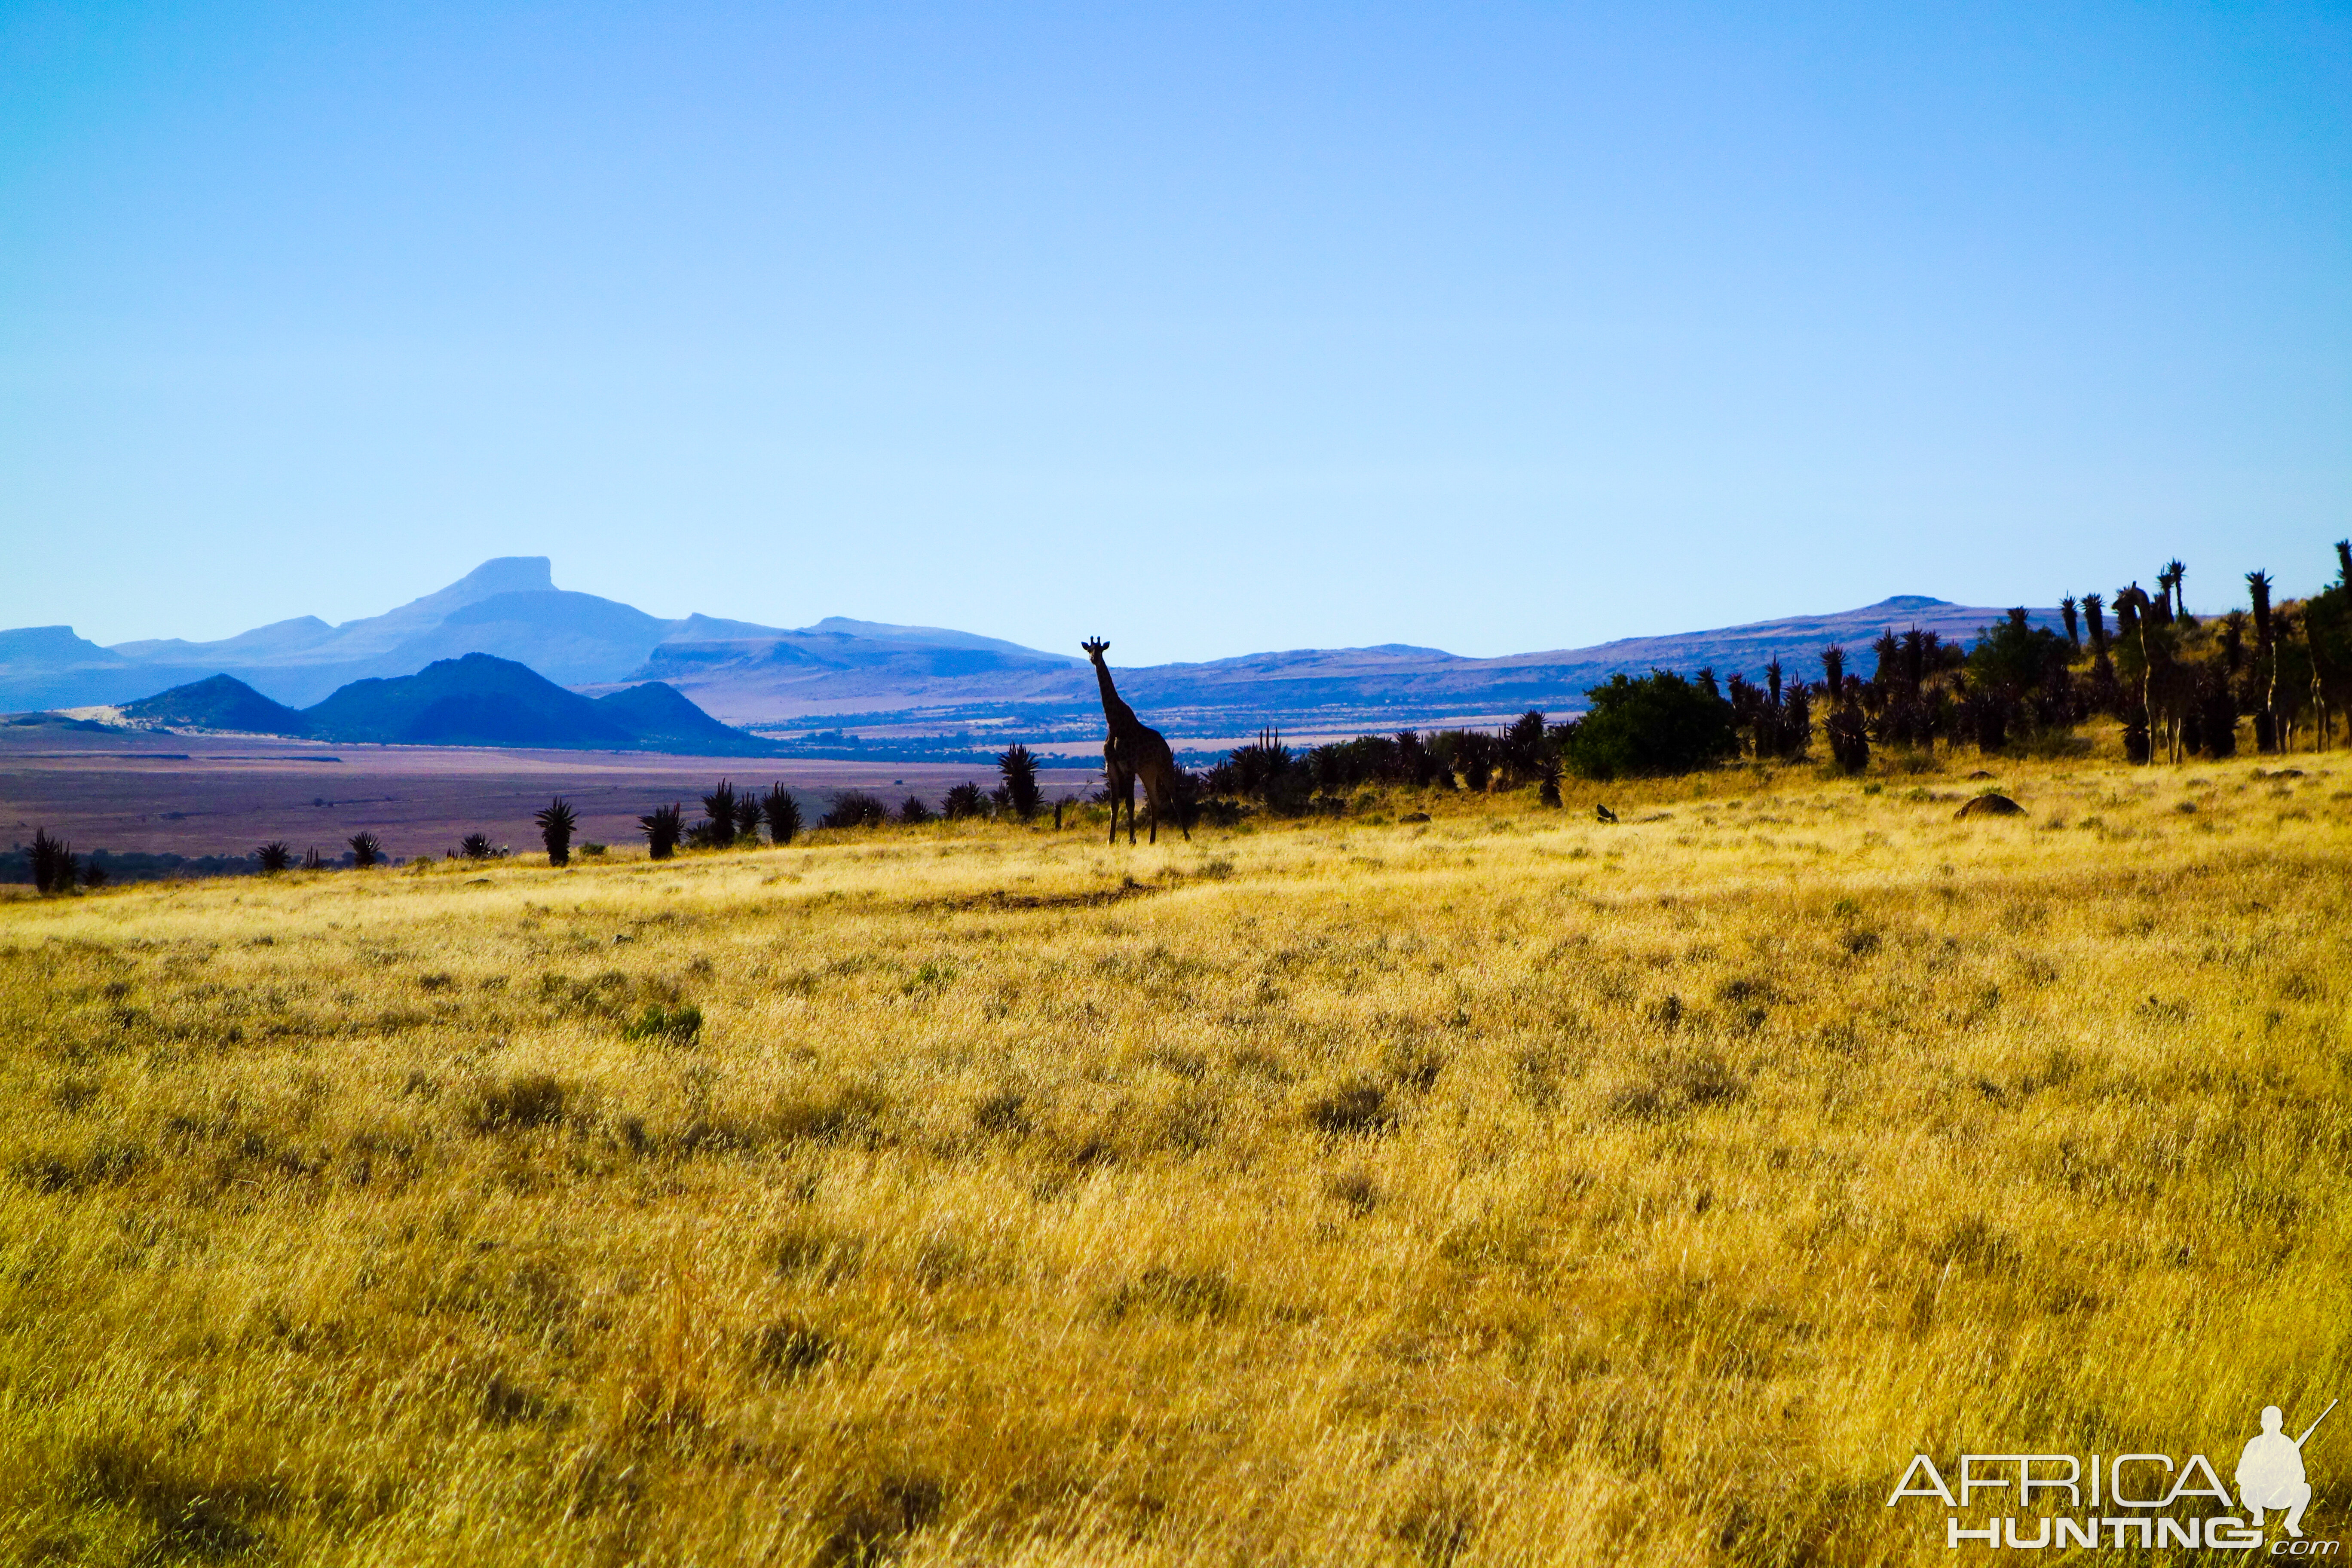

left=1091, top=657, right=1139, bottom=733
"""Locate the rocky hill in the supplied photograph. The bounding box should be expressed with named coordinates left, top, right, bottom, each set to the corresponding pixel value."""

left=114, top=658, right=777, bottom=755
left=119, top=674, right=312, bottom=736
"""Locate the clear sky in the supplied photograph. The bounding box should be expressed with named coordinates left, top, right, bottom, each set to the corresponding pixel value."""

left=3, top=2, right=2347, bottom=662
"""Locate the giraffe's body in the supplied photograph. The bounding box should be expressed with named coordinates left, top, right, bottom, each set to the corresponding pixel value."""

left=1082, top=639, right=1187, bottom=844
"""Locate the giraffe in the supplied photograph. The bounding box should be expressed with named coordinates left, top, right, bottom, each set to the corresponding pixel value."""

left=1081, top=638, right=1188, bottom=844
left=1081, top=641, right=1138, bottom=844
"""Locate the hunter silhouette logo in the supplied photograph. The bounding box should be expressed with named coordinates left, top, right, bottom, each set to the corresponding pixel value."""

left=2243, top=1400, right=2335, bottom=1539
left=1885, top=1396, right=2337, bottom=1551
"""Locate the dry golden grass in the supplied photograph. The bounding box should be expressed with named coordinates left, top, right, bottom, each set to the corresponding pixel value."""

left=1, top=754, right=2347, bottom=1565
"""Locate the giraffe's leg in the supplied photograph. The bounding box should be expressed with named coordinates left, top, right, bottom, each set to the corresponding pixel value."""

left=1106, top=754, right=1129, bottom=845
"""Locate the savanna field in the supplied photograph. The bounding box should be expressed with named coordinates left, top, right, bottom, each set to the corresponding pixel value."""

left=1, top=754, right=2347, bottom=1566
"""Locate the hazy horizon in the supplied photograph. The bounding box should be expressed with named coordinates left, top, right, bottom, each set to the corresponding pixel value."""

left=28, top=554, right=2070, bottom=665
left=6, top=3, right=2347, bottom=660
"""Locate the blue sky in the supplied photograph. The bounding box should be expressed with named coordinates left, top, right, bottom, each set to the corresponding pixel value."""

left=3, top=2, right=2346, bottom=662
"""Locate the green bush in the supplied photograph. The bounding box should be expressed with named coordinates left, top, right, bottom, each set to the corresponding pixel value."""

left=819, top=790, right=891, bottom=830
left=1561, top=671, right=1740, bottom=780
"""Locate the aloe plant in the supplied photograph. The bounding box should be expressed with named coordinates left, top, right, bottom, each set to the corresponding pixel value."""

left=761, top=785, right=802, bottom=846
left=639, top=804, right=683, bottom=860
left=534, top=797, right=579, bottom=866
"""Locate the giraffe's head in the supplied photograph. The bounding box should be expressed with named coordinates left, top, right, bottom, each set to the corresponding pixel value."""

left=1081, top=637, right=1110, bottom=665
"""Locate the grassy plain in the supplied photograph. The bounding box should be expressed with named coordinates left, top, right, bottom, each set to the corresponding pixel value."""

left=0, top=754, right=2346, bottom=1565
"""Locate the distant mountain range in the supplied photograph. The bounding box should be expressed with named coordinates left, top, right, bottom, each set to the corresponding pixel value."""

left=2, top=558, right=2061, bottom=749
left=0, top=557, right=1079, bottom=714
left=118, top=656, right=778, bottom=755
left=708, top=594, right=2066, bottom=743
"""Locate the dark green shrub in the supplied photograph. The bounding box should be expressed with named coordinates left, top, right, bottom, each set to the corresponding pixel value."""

left=1562, top=671, right=1741, bottom=780
left=256, top=842, right=294, bottom=873
left=820, top=790, right=890, bottom=829
left=349, top=830, right=384, bottom=868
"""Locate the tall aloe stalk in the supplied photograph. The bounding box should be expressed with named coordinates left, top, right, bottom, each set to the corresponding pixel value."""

left=2248, top=570, right=2275, bottom=752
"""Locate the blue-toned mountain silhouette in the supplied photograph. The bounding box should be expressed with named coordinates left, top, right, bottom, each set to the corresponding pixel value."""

left=121, top=674, right=313, bottom=736
left=121, top=657, right=776, bottom=755
left=2, top=557, right=1081, bottom=713
left=2, top=557, right=2061, bottom=741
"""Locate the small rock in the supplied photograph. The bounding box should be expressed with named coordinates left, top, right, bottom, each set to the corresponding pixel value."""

left=1399, top=812, right=1430, bottom=823
left=1966, top=770, right=1995, bottom=780
left=1955, top=794, right=2025, bottom=819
